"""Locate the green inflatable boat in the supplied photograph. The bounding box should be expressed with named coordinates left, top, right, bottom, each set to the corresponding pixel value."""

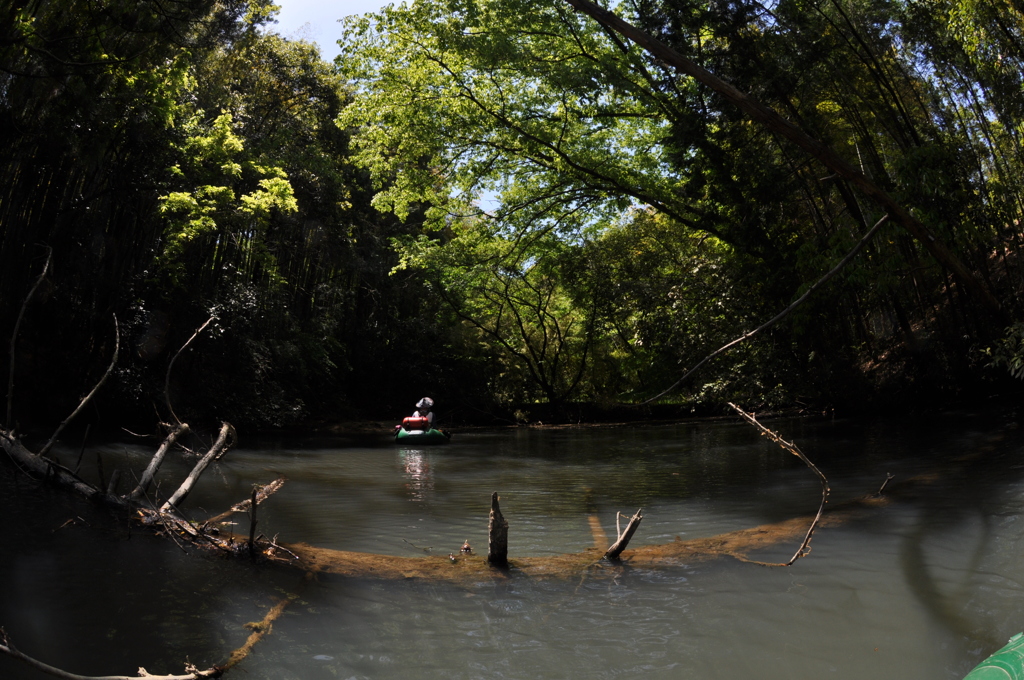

left=395, top=427, right=451, bottom=444
left=395, top=415, right=451, bottom=444
left=964, top=633, right=1024, bottom=679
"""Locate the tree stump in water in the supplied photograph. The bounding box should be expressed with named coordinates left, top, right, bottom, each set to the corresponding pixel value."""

left=487, top=491, right=508, bottom=567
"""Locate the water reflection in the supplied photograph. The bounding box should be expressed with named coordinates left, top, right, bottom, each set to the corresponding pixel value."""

left=399, top=448, right=433, bottom=501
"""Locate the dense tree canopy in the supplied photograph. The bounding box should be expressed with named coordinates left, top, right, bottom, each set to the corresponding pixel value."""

left=338, top=0, right=1024, bottom=412
left=0, top=0, right=1022, bottom=432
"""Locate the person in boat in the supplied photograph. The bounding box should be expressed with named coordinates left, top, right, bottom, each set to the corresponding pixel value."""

left=398, top=397, right=435, bottom=432
left=413, top=397, right=435, bottom=428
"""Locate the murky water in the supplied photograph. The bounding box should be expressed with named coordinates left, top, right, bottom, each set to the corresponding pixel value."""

left=2, top=412, right=1024, bottom=679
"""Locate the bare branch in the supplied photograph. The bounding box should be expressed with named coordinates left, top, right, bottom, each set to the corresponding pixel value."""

left=0, top=430, right=125, bottom=508
left=204, top=477, right=286, bottom=525
left=728, top=403, right=830, bottom=566
left=165, top=316, right=215, bottom=425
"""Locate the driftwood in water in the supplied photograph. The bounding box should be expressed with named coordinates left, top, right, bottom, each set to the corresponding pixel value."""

left=605, top=508, right=643, bottom=559
left=1, top=413, right=275, bottom=564
left=487, top=491, right=509, bottom=567
left=0, top=430, right=129, bottom=509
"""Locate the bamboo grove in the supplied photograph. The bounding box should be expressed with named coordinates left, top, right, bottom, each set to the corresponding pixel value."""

left=2, top=0, right=1023, bottom=432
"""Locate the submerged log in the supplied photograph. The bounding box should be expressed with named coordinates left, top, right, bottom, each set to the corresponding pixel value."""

left=277, top=493, right=888, bottom=584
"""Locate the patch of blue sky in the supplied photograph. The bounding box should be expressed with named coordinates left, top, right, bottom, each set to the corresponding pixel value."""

left=265, top=0, right=394, bottom=61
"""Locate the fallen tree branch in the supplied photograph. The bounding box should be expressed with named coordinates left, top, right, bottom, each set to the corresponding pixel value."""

left=644, top=214, right=890, bottom=403
left=0, top=429, right=129, bottom=509
left=220, top=575, right=311, bottom=671
left=160, top=422, right=235, bottom=513
left=0, top=629, right=221, bottom=680
left=728, top=403, right=830, bottom=566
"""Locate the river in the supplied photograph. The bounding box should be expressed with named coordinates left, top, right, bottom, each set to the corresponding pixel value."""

left=2, top=410, right=1023, bottom=679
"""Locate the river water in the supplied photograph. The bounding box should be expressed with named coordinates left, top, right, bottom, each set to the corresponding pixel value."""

left=2, top=411, right=1024, bottom=679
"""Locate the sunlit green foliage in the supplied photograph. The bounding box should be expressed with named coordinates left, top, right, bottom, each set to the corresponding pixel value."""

left=338, top=0, right=687, bottom=237
left=158, top=112, right=298, bottom=283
